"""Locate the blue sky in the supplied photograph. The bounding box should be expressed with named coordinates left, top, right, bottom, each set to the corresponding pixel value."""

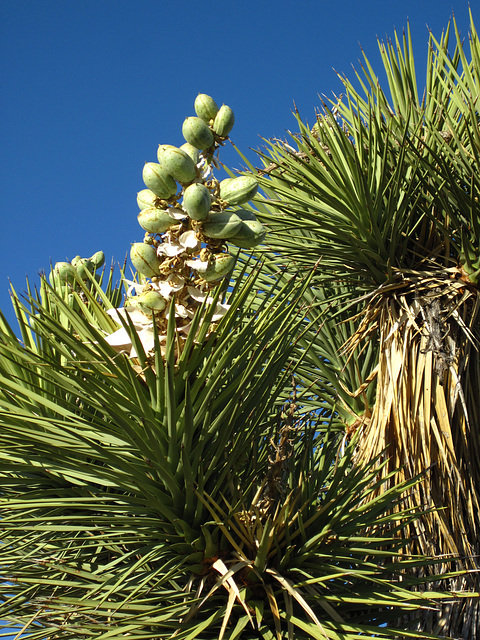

left=0, top=0, right=471, bottom=634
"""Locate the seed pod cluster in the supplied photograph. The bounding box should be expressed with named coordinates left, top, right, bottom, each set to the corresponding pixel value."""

left=50, top=251, right=105, bottom=287
left=48, top=252, right=106, bottom=312
left=135, top=92, right=265, bottom=269
left=110, top=94, right=267, bottom=358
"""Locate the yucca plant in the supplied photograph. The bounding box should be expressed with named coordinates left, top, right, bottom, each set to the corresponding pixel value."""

left=237, top=11, right=480, bottom=638
left=0, top=265, right=468, bottom=639
left=0, top=90, right=470, bottom=640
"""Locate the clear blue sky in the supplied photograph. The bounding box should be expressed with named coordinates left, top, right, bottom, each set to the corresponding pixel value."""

left=0, top=0, right=469, bottom=635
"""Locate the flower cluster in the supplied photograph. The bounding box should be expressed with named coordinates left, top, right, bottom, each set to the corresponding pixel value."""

left=104, top=94, right=266, bottom=359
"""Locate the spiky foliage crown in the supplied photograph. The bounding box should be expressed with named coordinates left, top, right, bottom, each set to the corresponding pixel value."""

left=0, top=93, right=469, bottom=639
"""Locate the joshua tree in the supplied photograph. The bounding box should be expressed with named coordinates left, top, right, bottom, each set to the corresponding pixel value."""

left=0, top=93, right=469, bottom=638
left=241, top=12, right=480, bottom=638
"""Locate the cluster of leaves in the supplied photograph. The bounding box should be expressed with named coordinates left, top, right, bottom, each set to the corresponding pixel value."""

left=252, top=12, right=480, bottom=280
left=0, top=263, right=464, bottom=639
left=231, top=10, right=480, bottom=638
left=231, top=11, right=480, bottom=431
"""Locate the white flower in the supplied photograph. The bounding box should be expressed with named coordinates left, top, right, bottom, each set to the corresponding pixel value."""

left=103, top=277, right=231, bottom=359
left=168, top=207, right=188, bottom=220
left=105, top=307, right=164, bottom=358
left=107, top=306, right=150, bottom=326
left=165, top=303, right=189, bottom=320
left=179, top=230, right=200, bottom=249
left=157, top=230, right=200, bottom=257
left=156, top=273, right=185, bottom=298
left=123, top=279, right=148, bottom=297
left=185, top=259, right=209, bottom=274
left=123, top=274, right=185, bottom=301
left=197, top=155, right=218, bottom=179
left=187, top=286, right=230, bottom=321
left=158, top=242, right=184, bottom=258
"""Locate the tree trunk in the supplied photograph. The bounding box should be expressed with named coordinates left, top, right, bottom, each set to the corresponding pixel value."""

left=355, top=277, right=480, bottom=638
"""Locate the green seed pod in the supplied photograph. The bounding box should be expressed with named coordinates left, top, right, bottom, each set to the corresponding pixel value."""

left=130, top=242, right=162, bottom=277
left=74, top=258, right=96, bottom=280
left=137, top=189, right=158, bottom=211
left=157, top=144, right=178, bottom=155
left=57, top=285, right=70, bottom=297
left=138, top=207, right=177, bottom=234
left=203, top=253, right=236, bottom=282
left=180, top=142, right=200, bottom=165
left=132, top=290, right=166, bottom=315
left=235, top=208, right=258, bottom=222
left=142, top=163, right=177, bottom=199
left=50, top=262, right=76, bottom=285
left=68, top=291, right=81, bottom=311
left=182, top=183, right=211, bottom=221
left=194, top=93, right=219, bottom=123
left=228, top=219, right=266, bottom=249
left=90, top=251, right=105, bottom=268
left=182, top=116, right=214, bottom=150
left=219, top=176, right=258, bottom=205
left=213, top=104, right=235, bottom=137
left=157, top=145, right=196, bottom=185
left=202, top=211, right=242, bottom=239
